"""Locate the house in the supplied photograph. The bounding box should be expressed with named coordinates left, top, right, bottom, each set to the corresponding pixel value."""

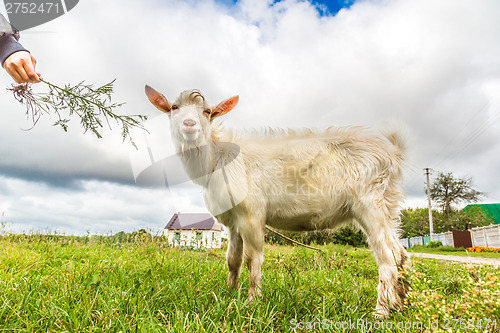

left=464, top=203, right=500, bottom=225
left=165, top=212, right=225, bottom=249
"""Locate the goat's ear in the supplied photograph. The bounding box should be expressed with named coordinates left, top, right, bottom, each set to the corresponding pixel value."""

left=145, top=85, right=171, bottom=113
left=211, top=96, right=239, bottom=119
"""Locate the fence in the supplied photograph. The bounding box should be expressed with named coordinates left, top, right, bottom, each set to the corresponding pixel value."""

left=432, top=231, right=453, bottom=247
left=399, top=235, right=426, bottom=248
left=399, top=224, right=500, bottom=249
left=470, top=224, right=500, bottom=248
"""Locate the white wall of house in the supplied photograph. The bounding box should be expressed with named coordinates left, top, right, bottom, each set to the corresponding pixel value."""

left=166, top=229, right=222, bottom=249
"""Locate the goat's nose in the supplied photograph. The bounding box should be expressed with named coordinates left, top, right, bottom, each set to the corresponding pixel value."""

left=183, top=119, right=196, bottom=127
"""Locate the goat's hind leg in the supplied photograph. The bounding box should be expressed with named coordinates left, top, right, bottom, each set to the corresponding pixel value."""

left=357, top=208, right=407, bottom=318
left=227, top=228, right=243, bottom=288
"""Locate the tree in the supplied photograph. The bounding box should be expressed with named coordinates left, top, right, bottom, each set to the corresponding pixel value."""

left=428, top=172, right=484, bottom=216
left=400, top=208, right=446, bottom=238
left=447, top=205, right=492, bottom=231
left=400, top=206, right=493, bottom=237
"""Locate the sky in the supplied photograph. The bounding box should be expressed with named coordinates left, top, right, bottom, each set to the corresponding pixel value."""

left=1, top=0, right=499, bottom=235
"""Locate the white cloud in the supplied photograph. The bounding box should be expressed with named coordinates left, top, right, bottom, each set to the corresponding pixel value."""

left=0, top=175, right=205, bottom=235
left=1, top=0, right=500, bottom=233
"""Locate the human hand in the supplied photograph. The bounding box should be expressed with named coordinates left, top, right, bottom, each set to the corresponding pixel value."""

left=3, top=51, right=41, bottom=83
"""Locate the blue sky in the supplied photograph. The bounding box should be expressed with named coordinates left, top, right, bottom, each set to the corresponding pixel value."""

left=311, top=0, right=356, bottom=15
left=215, top=0, right=356, bottom=15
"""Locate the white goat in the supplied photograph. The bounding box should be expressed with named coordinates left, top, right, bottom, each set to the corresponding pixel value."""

left=145, top=86, right=409, bottom=318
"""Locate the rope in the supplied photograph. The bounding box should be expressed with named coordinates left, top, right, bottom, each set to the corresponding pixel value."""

left=265, top=226, right=325, bottom=253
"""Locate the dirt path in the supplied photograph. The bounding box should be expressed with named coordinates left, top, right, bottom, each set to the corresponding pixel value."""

left=410, top=252, right=500, bottom=266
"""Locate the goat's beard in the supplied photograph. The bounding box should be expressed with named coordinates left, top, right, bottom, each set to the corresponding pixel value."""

left=176, top=130, right=211, bottom=153
left=179, top=141, right=202, bottom=154
left=173, top=130, right=213, bottom=181
left=173, top=131, right=201, bottom=152
left=181, top=131, right=199, bottom=142
left=176, top=136, right=209, bottom=155
left=175, top=142, right=213, bottom=182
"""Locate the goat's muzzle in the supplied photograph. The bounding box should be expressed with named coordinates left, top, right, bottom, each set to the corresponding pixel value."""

left=183, top=119, right=196, bottom=127
left=180, top=118, right=200, bottom=142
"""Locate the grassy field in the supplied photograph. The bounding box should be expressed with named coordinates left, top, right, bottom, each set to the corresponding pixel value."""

left=1, top=235, right=499, bottom=332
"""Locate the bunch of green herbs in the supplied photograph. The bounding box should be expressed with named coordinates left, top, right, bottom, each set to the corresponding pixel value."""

left=8, top=79, right=147, bottom=147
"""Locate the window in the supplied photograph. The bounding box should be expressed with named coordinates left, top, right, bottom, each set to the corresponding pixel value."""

left=174, top=232, right=180, bottom=240
left=196, top=231, right=203, bottom=240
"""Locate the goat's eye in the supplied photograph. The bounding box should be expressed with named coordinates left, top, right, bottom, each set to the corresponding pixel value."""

left=171, top=105, right=179, bottom=110
left=203, top=109, right=212, bottom=117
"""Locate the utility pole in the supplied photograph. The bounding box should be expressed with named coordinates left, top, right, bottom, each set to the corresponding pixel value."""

left=424, top=168, right=434, bottom=241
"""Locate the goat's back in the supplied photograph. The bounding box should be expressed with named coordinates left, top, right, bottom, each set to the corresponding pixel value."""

left=218, top=126, right=405, bottom=231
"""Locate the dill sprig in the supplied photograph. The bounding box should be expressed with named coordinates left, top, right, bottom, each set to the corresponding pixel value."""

left=8, top=79, right=148, bottom=147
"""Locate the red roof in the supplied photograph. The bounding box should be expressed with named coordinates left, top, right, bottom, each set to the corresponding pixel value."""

left=165, top=213, right=223, bottom=231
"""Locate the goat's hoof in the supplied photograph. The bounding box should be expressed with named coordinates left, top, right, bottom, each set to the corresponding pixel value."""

left=247, top=289, right=261, bottom=302
left=373, top=306, right=390, bottom=319
left=227, top=276, right=239, bottom=289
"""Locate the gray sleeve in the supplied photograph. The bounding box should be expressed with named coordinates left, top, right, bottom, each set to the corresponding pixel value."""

left=0, top=14, right=28, bottom=66
left=0, top=34, right=29, bottom=66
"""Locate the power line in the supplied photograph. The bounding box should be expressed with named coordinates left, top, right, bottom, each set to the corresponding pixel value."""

left=405, top=91, right=500, bottom=200
left=432, top=97, right=493, bottom=164
left=432, top=86, right=500, bottom=169
left=433, top=107, right=500, bottom=169
left=404, top=95, right=500, bottom=194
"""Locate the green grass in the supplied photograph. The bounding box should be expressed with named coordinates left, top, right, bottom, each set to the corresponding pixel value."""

left=408, top=245, right=500, bottom=259
left=0, top=235, right=499, bottom=332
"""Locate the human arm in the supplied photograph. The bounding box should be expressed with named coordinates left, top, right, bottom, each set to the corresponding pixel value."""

left=0, top=14, right=40, bottom=83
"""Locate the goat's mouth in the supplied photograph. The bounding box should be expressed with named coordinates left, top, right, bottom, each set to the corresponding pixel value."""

left=180, top=127, right=200, bottom=141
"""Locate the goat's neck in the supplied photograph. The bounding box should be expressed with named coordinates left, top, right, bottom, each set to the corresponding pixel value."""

left=177, top=141, right=214, bottom=187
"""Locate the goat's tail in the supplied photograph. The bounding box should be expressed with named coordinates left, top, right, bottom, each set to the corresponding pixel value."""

left=381, top=129, right=407, bottom=234
left=384, top=130, right=406, bottom=162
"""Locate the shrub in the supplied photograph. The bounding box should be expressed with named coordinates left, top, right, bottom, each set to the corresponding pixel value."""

left=332, top=226, right=367, bottom=247
left=427, top=241, right=442, bottom=248
left=410, top=244, right=465, bottom=252
left=264, top=226, right=367, bottom=247
left=410, top=245, right=427, bottom=252
left=437, top=245, right=466, bottom=252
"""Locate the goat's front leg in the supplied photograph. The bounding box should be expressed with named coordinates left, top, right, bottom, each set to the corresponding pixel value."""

left=239, top=221, right=264, bottom=300
left=227, top=228, right=243, bottom=288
